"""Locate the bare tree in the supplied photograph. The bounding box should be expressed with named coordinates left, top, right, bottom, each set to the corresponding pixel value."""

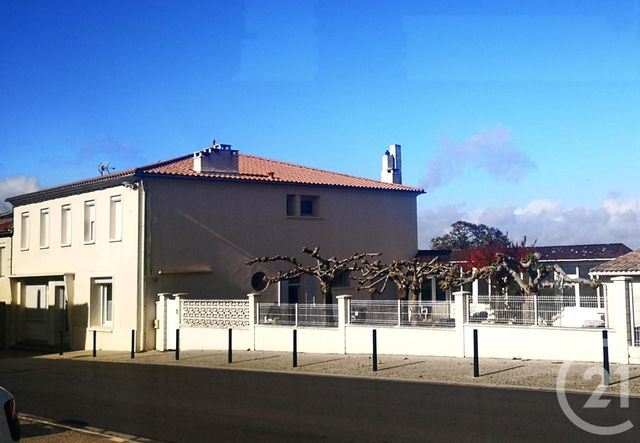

left=246, top=247, right=380, bottom=304
left=476, top=252, right=599, bottom=298
left=356, top=257, right=467, bottom=301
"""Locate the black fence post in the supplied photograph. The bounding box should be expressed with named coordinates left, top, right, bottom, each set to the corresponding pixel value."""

left=372, top=329, right=378, bottom=372
left=131, top=329, right=135, bottom=359
left=175, top=329, right=180, bottom=361
left=92, top=330, right=96, bottom=358
left=293, top=329, right=298, bottom=368
left=602, top=330, right=610, bottom=386
left=473, top=329, right=479, bottom=378
left=228, top=328, right=233, bottom=364
left=59, top=330, right=64, bottom=356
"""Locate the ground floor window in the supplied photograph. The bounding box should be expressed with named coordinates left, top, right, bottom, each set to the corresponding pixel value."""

left=91, top=278, right=113, bottom=327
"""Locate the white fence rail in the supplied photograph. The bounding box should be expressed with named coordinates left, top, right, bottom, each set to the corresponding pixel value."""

left=349, top=300, right=455, bottom=328
left=257, top=303, right=338, bottom=327
left=468, top=294, right=606, bottom=328
left=181, top=300, right=250, bottom=328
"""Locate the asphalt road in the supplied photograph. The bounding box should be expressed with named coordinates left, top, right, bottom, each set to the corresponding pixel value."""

left=1, top=355, right=639, bottom=442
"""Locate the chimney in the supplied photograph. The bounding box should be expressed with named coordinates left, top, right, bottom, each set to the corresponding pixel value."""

left=380, top=144, right=402, bottom=184
left=193, top=143, right=239, bottom=174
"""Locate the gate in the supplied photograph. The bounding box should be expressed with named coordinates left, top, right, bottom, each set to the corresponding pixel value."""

left=25, top=285, right=48, bottom=342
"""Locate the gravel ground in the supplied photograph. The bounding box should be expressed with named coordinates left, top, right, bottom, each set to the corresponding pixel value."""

left=42, top=350, right=640, bottom=396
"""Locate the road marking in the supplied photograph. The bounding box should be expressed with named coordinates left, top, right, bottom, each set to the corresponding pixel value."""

left=19, top=413, right=156, bottom=442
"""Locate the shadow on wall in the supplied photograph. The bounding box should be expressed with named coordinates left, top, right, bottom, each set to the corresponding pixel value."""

left=69, top=303, right=88, bottom=350
left=7, top=303, right=89, bottom=351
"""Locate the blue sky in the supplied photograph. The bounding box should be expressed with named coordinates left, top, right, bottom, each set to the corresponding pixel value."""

left=1, top=0, right=639, bottom=248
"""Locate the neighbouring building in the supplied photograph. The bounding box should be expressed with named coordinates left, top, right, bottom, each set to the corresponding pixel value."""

left=0, top=212, right=12, bottom=349
left=590, top=248, right=640, bottom=351
left=6, top=143, right=423, bottom=351
left=416, top=243, right=632, bottom=304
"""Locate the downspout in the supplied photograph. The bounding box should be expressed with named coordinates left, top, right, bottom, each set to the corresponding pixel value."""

left=136, top=179, right=147, bottom=351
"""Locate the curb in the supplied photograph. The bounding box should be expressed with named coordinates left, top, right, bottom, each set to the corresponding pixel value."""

left=19, top=413, right=158, bottom=442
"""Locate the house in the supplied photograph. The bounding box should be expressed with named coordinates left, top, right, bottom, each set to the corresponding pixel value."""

left=590, top=248, right=640, bottom=348
left=0, top=212, right=12, bottom=302
left=0, top=212, right=12, bottom=348
left=5, top=143, right=423, bottom=351
left=416, top=243, right=632, bottom=304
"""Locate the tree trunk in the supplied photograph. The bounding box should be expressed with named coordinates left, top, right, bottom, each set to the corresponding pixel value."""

left=320, top=282, right=333, bottom=326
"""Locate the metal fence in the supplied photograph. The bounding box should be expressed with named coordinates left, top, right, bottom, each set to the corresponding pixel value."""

left=257, top=303, right=338, bottom=327
left=468, top=294, right=606, bottom=328
left=181, top=299, right=250, bottom=328
left=349, top=300, right=455, bottom=328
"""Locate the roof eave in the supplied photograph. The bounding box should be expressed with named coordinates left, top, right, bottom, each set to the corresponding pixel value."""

left=6, top=172, right=138, bottom=207
left=138, top=171, right=425, bottom=194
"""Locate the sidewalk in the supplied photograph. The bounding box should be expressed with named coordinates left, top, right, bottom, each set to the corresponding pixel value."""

left=40, top=349, right=640, bottom=396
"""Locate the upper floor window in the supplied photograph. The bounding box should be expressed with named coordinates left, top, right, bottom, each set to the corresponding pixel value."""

left=84, top=201, right=96, bottom=244
left=39, top=208, right=50, bottom=248
left=300, top=195, right=318, bottom=216
left=20, top=212, right=29, bottom=250
left=109, top=195, right=122, bottom=241
left=286, top=194, right=296, bottom=216
left=285, top=194, right=320, bottom=217
left=61, top=204, right=71, bottom=246
left=0, top=247, right=4, bottom=277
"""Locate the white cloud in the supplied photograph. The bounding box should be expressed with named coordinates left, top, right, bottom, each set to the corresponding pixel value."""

left=0, top=176, right=40, bottom=212
left=419, top=197, right=640, bottom=249
left=423, top=126, right=536, bottom=189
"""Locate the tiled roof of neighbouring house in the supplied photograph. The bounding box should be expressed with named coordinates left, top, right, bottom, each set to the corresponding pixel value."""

left=416, top=243, right=632, bottom=263
left=590, top=248, right=640, bottom=274
left=6, top=151, right=423, bottom=205
left=0, top=211, right=12, bottom=237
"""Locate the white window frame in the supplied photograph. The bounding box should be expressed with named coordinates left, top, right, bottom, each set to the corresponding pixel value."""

left=84, top=200, right=96, bottom=244
left=61, top=204, right=72, bottom=247
left=20, top=212, right=30, bottom=250
left=109, top=195, right=122, bottom=242
left=94, top=278, right=113, bottom=326
left=39, top=208, right=50, bottom=249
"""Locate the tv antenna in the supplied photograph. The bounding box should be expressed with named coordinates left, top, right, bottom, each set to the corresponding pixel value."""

left=98, top=162, right=115, bottom=176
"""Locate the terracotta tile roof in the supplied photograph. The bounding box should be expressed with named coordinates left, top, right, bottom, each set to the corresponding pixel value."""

left=0, top=212, right=12, bottom=236
left=140, top=153, right=423, bottom=192
left=6, top=152, right=422, bottom=205
left=590, top=249, right=640, bottom=274
left=416, top=243, right=631, bottom=263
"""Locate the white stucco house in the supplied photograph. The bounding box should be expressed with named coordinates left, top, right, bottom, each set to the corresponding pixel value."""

left=591, top=248, right=640, bottom=355
left=5, top=143, right=423, bottom=351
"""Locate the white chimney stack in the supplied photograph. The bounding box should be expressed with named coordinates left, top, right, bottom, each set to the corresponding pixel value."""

left=380, top=144, right=402, bottom=184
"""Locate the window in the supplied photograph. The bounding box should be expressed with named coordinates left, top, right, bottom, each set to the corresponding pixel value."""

left=333, top=271, right=351, bottom=288
left=91, top=278, right=113, bottom=326
left=39, top=208, right=49, bottom=248
left=61, top=204, right=71, bottom=246
left=286, top=194, right=319, bottom=217
left=20, top=212, right=29, bottom=250
left=286, top=194, right=296, bottom=216
left=84, top=201, right=96, bottom=243
left=109, top=195, right=122, bottom=241
left=0, top=247, right=4, bottom=277
left=300, top=195, right=318, bottom=216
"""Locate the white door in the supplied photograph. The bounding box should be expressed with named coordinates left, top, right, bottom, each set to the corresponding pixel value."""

left=25, top=285, right=48, bottom=342
left=166, top=298, right=179, bottom=350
